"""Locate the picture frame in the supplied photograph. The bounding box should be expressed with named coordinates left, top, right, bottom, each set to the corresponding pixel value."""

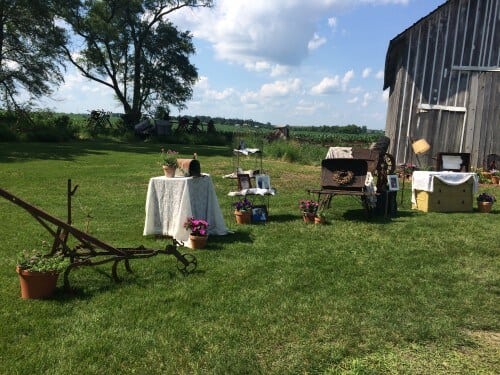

left=251, top=205, right=268, bottom=223
left=388, top=174, right=399, bottom=191
left=255, top=174, right=271, bottom=190
left=237, top=174, right=252, bottom=190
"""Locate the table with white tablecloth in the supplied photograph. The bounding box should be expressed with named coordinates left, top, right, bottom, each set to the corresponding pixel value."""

left=143, top=174, right=228, bottom=246
left=411, top=171, right=478, bottom=212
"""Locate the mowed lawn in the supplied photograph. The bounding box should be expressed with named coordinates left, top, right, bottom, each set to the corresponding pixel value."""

left=0, top=141, right=498, bottom=374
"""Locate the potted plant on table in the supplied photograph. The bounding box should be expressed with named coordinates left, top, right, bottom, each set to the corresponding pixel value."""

left=160, top=148, right=178, bottom=178
left=184, top=217, right=209, bottom=249
left=233, top=198, right=253, bottom=224
left=476, top=192, right=496, bottom=213
left=16, top=244, right=68, bottom=299
left=299, top=199, right=319, bottom=223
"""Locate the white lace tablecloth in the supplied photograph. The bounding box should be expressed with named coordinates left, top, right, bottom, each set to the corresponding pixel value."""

left=143, top=174, right=228, bottom=246
left=411, top=171, right=478, bottom=204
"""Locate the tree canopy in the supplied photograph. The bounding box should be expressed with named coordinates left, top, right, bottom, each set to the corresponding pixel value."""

left=58, top=0, right=213, bottom=126
left=0, top=0, right=66, bottom=109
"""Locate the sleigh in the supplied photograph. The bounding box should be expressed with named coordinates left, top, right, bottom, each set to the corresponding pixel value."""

left=0, top=180, right=197, bottom=291
left=308, top=137, right=395, bottom=214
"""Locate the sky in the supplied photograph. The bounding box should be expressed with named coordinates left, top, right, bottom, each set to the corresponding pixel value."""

left=42, top=0, right=445, bottom=130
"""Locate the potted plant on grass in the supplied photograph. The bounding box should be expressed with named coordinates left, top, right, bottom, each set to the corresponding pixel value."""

left=184, top=217, right=209, bottom=249
left=160, top=148, right=178, bottom=177
left=477, top=192, right=496, bottom=213
left=16, top=245, right=68, bottom=299
left=233, top=198, right=253, bottom=224
left=491, top=171, right=499, bottom=185
left=314, top=210, right=326, bottom=224
left=299, top=199, right=319, bottom=223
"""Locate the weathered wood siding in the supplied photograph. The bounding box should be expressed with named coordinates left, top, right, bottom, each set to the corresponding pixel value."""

left=385, top=0, right=499, bottom=168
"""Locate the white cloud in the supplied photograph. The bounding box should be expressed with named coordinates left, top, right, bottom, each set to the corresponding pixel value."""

left=341, top=70, right=354, bottom=90
left=362, top=67, right=372, bottom=78
left=260, top=78, right=301, bottom=97
left=308, top=33, right=327, bottom=51
left=311, top=69, right=355, bottom=95
left=375, top=70, right=384, bottom=79
left=194, top=76, right=236, bottom=101
left=362, top=92, right=374, bottom=107
left=328, top=16, right=337, bottom=29
left=382, top=89, right=390, bottom=102
left=295, top=100, right=327, bottom=115
left=311, top=76, right=340, bottom=95
left=347, top=97, right=359, bottom=104
left=172, top=0, right=409, bottom=69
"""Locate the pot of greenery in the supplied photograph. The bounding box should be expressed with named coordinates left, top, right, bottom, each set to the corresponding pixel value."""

left=476, top=192, right=496, bottom=213
left=16, top=248, right=68, bottom=299
left=160, top=148, right=178, bottom=178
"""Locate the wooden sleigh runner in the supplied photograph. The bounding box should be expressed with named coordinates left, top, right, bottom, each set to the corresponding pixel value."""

left=0, top=180, right=197, bottom=291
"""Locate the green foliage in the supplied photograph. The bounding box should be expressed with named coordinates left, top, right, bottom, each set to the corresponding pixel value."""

left=265, top=139, right=326, bottom=165
left=0, top=0, right=66, bottom=106
left=58, top=0, right=213, bottom=126
left=0, top=141, right=498, bottom=373
left=17, top=248, right=68, bottom=273
left=0, top=110, right=78, bottom=142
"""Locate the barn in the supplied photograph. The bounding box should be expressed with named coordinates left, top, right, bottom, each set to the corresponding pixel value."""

left=383, top=0, right=499, bottom=169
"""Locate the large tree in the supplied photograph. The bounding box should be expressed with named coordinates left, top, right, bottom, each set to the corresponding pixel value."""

left=59, top=0, right=212, bottom=126
left=0, top=0, right=66, bottom=108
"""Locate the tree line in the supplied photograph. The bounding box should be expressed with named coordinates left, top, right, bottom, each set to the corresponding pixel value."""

left=0, top=0, right=213, bottom=128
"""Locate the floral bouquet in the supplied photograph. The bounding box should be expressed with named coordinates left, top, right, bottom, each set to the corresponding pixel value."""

left=160, top=148, right=178, bottom=167
left=477, top=192, right=496, bottom=203
left=183, top=217, right=209, bottom=236
left=299, top=199, right=319, bottom=214
left=233, top=198, right=253, bottom=212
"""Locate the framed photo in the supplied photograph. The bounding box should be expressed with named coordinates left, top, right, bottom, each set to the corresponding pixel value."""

left=388, top=174, right=399, bottom=191
left=237, top=174, right=252, bottom=190
left=252, top=205, right=268, bottom=223
left=255, top=174, right=271, bottom=190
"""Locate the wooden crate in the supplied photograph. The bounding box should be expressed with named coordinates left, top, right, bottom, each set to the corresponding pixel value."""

left=412, top=178, right=473, bottom=212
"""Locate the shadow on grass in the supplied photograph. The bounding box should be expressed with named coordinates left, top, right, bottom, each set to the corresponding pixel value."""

left=264, top=214, right=298, bottom=223
left=204, top=231, right=253, bottom=250
left=0, top=140, right=232, bottom=164
left=341, top=208, right=419, bottom=223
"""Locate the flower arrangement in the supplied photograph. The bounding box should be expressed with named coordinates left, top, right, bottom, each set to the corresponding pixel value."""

left=233, top=198, right=253, bottom=212
left=477, top=192, right=496, bottom=203
left=17, top=245, right=68, bottom=274
left=299, top=199, right=319, bottom=215
left=183, top=217, right=209, bottom=237
left=160, top=148, right=178, bottom=167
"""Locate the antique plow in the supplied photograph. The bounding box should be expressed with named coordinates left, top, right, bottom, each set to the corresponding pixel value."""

left=0, top=180, right=197, bottom=290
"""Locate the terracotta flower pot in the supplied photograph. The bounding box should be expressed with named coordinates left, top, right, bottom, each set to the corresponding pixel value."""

left=477, top=201, right=493, bottom=213
left=234, top=210, right=252, bottom=224
left=16, top=266, right=59, bottom=299
left=302, top=212, right=315, bottom=223
left=314, top=216, right=325, bottom=224
left=189, top=234, right=208, bottom=249
left=162, top=165, right=176, bottom=178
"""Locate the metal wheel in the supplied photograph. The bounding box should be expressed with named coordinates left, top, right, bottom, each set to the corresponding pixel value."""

left=177, top=253, right=197, bottom=275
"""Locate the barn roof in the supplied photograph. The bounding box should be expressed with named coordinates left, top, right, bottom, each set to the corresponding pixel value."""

left=383, top=1, right=449, bottom=90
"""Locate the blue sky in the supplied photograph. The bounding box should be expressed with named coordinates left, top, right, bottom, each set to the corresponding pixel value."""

left=43, top=0, right=444, bottom=130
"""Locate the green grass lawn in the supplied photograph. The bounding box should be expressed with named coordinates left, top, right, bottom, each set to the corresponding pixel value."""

left=0, top=141, right=498, bottom=374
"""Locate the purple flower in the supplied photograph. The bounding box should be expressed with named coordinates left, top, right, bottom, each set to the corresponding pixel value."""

left=184, top=217, right=209, bottom=236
